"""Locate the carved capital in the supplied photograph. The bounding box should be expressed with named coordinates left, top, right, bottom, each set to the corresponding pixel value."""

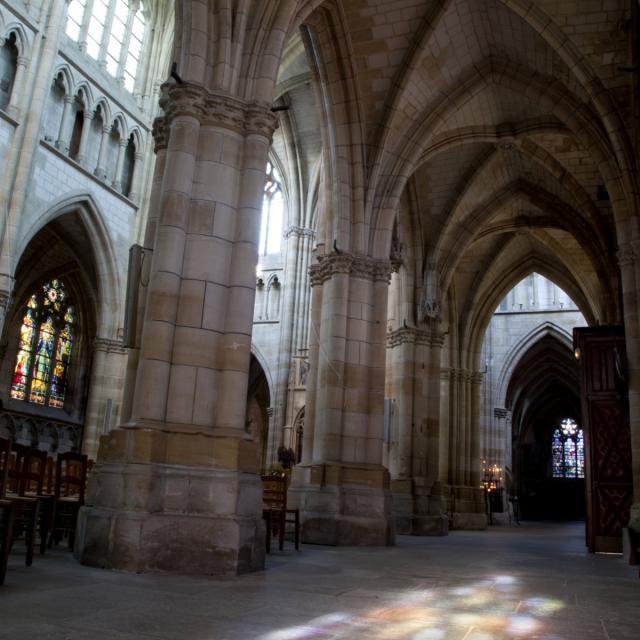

left=286, top=226, right=315, bottom=239
left=157, top=83, right=279, bottom=142
left=244, top=102, right=279, bottom=141
left=387, top=325, right=446, bottom=349
left=163, top=82, right=207, bottom=121
left=309, top=252, right=392, bottom=286
left=617, top=240, right=640, bottom=267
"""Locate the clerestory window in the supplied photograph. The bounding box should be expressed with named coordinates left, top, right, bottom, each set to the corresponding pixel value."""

left=65, top=0, right=146, bottom=92
left=259, top=162, right=284, bottom=255
left=10, top=280, right=76, bottom=409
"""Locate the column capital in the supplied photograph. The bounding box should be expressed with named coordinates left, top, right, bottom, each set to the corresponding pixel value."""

left=286, top=226, right=315, bottom=239
left=617, top=240, right=640, bottom=267
left=157, top=82, right=279, bottom=141
left=63, top=94, right=75, bottom=105
left=309, top=251, right=392, bottom=286
left=83, top=110, right=95, bottom=121
left=386, top=325, right=445, bottom=349
left=16, top=56, right=29, bottom=68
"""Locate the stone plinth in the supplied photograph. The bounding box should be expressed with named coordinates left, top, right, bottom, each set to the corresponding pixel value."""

left=449, top=485, right=487, bottom=531
left=290, top=463, right=394, bottom=546
left=75, top=428, right=265, bottom=575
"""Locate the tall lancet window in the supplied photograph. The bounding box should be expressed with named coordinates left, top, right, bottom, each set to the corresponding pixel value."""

left=259, top=162, right=284, bottom=255
left=552, top=418, right=585, bottom=478
left=11, top=280, right=76, bottom=409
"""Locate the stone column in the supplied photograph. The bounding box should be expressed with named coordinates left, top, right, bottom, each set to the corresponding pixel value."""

left=127, top=151, right=144, bottom=203
left=6, top=56, right=29, bottom=117
left=55, top=95, right=75, bottom=153
left=447, top=368, right=486, bottom=530
left=386, top=325, right=448, bottom=535
left=75, top=83, right=279, bottom=575
left=75, top=110, right=94, bottom=166
left=93, top=125, right=112, bottom=180
left=290, top=252, right=394, bottom=546
left=82, top=337, right=128, bottom=459
left=111, top=137, right=128, bottom=191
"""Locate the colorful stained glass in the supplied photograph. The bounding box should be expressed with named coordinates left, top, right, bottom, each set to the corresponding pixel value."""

left=552, top=418, right=585, bottom=479
left=552, top=429, right=563, bottom=477
left=10, top=280, right=75, bottom=409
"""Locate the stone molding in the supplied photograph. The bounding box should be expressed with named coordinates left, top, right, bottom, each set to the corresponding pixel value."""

left=153, top=82, right=278, bottom=151
left=93, top=337, right=127, bottom=355
left=387, top=326, right=446, bottom=348
left=445, top=368, right=484, bottom=384
left=309, top=252, right=392, bottom=286
left=286, top=226, right=315, bottom=239
left=494, top=407, right=509, bottom=419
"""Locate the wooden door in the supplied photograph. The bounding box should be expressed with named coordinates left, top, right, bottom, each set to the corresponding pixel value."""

left=574, top=327, right=633, bottom=553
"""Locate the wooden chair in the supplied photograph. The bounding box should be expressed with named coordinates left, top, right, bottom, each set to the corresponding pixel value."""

left=262, top=474, right=300, bottom=552
left=0, top=499, right=14, bottom=585
left=48, top=452, right=87, bottom=550
left=2, top=441, right=44, bottom=566
left=0, top=437, right=14, bottom=584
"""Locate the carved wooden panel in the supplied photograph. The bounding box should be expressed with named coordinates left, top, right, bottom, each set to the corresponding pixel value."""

left=574, top=327, right=633, bottom=553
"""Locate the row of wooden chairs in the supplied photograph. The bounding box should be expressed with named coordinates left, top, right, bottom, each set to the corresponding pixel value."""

left=262, top=474, right=300, bottom=553
left=0, top=436, right=88, bottom=585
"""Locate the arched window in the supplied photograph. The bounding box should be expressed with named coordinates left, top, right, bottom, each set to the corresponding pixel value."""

left=552, top=418, right=585, bottom=478
left=0, top=33, right=18, bottom=111
left=65, top=0, right=146, bottom=92
left=10, top=280, right=76, bottom=409
left=259, top=162, right=284, bottom=255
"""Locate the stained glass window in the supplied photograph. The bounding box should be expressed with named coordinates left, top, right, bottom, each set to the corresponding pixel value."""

left=10, top=280, right=75, bottom=409
left=259, top=162, right=284, bottom=255
left=551, top=418, right=584, bottom=478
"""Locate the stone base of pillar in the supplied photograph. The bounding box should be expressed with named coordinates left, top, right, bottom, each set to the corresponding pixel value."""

left=449, top=485, right=487, bottom=530
left=413, top=515, right=449, bottom=535
left=390, top=478, right=413, bottom=534
left=290, top=463, right=395, bottom=546
left=74, top=427, right=265, bottom=575
left=412, top=480, right=449, bottom=536
left=450, top=512, right=488, bottom=530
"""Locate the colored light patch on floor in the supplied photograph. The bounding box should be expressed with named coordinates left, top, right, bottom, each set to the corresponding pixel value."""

left=258, top=574, right=566, bottom=640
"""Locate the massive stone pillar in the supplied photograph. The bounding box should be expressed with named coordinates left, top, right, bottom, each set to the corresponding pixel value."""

left=386, top=326, right=448, bottom=535
left=75, top=82, right=278, bottom=575
left=290, top=252, right=394, bottom=546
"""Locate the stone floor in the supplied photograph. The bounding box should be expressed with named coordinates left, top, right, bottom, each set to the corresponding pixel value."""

left=0, top=522, right=638, bottom=640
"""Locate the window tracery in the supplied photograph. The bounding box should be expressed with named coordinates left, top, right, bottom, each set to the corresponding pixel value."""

left=65, top=0, right=146, bottom=92
left=551, top=418, right=584, bottom=478
left=10, top=280, right=76, bottom=409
